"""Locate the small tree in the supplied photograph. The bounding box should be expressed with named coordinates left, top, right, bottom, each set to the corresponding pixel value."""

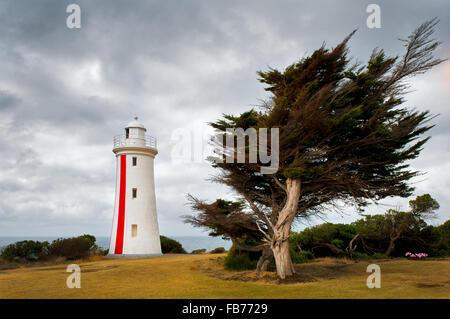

left=183, top=195, right=273, bottom=270
left=354, top=194, right=440, bottom=256
left=202, top=20, right=445, bottom=279
left=291, top=223, right=358, bottom=257
left=385, top=194, right=439, bottom=255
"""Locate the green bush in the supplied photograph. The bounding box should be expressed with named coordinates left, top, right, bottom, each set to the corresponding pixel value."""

left=371, top=253, right=389, bottom=259
left=160, top=236, right=187, bottom=254
left=210, top=247, right=226, bottom=254
left=222, top=244, right=260, bottom=270
left=1, top=240, right=50, bottom=261
left=50, top=235, right=96, bottom=259
left=430, top=248, right=450, bottom=257
left=224, top=253, right=257, bottom=270
left=79, top=234, right=96, bottom=249
left=352, top=252, right=371, bottom=260
left=330, top=239, right=344, bottom=249
left=191, top=249, right=207, bottom=254
left=291, top=249, right=315, bottom=264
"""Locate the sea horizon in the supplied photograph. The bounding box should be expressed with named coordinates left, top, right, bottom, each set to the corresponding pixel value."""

left=0, top=235, right=231, bottom=253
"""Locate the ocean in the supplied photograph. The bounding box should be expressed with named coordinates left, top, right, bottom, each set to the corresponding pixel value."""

left=0, top=236, right=231, bottom=253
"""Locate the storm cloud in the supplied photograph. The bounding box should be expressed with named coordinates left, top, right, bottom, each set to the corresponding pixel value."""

left=0, top=0, right=449, bottom=236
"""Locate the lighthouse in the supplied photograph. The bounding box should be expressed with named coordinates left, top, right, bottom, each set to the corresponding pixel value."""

left=108, top=117, right=162, bottom=257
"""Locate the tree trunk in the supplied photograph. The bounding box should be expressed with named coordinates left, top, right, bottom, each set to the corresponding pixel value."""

left=385, top=239, right=396, bottom=256
left=272, top=238, right=294, bottom=278
left=385, top=233, right=400, bottom=256
left=271, top=178, right=301, bottom=279
left=346, top=234, right=359, bottom=259
left=256, top=246, right=273, bottom=271
left=315, top=243, right=346, bottom=255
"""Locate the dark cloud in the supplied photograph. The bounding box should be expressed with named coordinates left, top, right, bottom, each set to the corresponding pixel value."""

left=0, top=0, right=448, bottom=236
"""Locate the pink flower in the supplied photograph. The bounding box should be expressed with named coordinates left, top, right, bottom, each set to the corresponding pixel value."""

left=406, top=251, right=428, bottom=259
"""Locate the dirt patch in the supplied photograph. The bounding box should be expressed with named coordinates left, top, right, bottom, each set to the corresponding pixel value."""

left=415, top=282, right=446, bottom=288
left=78, top=265, right=120, bottom=273
left=199, top=257, right=356, bottom=284
left=33, top=266, right=68, bottom=272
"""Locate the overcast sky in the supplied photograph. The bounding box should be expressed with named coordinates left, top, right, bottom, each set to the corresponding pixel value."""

left=0, top=0, right=449, bottom=237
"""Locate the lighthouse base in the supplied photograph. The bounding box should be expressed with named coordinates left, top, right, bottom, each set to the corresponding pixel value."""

left=107, top=253, right=163, bottom=258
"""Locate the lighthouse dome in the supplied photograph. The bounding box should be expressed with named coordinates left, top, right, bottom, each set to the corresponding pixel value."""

left=126, top=116, right=146, bottom=131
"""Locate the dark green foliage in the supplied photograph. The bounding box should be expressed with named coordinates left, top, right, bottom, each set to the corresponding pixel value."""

left=352, top=252, right=371, bottom=260
left=224, top=245, right=258, bottom=270
left=224, top=254, right=257, bottom=271
left=1, top=240, right=50, bottom=261
left=290, top=249, right=315, bottom=264
left=160, top=235, right=187, bottom=254
left=210, top=247, right=226, bottom=254
left=0, top=235, right=104, bottom=262
left=191, top=249, right=207, bottom=254
left=290, top=208, right=449, bottom=259
left=409, top=194, right=440, bottom=216
left=435, top=220, right=450, bottom=253
left=283, top=167, right=324, bottom=180
left=49, top=235, right=97, bottom=259
left=371, top=253, right=389, bottom=259
left=222, top=244, right=262, bottom=270
left=430, top=248, right=450, bottom=257
left=290, top=223, right=357, bottom=257
left=79, top=234, right=96, bottom=249
left=353, top=195, right=442, bottom=256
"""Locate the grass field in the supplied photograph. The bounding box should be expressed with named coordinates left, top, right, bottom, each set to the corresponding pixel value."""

left=0, top=254, right=449, bottom=298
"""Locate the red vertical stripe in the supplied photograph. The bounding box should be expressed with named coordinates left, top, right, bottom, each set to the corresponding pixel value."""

left=114, top=154, right=127, bottom=254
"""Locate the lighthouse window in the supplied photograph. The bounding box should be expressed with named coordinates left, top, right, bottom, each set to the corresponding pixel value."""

left=132, top=188, right=137, bottom=198
left=131, top=224, right=137, bottom=238
left=132, top=157, right=137, bottom=166
left=125, top=128, right=129, bottom=138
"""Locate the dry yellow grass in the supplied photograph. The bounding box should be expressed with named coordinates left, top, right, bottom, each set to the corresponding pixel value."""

left=0, top=254, right=448, bottom=299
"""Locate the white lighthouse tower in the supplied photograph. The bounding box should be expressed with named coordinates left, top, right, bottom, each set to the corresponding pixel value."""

left=108, top=117, right=162, bottom=257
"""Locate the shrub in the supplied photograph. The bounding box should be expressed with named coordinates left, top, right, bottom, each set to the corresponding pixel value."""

left=290, top=223, right=357, bottom=258
left=224, top=253, right=257, bottom=270
left=160, top=236, right=187, bottom=254
left=371, top=253, right=389, bottom=259
left=0, top=240, right=50, bottom=261
left=330, top=239, right=344, bottom=249
left=210, top=247, right=226, bottom=254
left=352, top=252, right=371, bottom=260
left=222, top=244, right=260, bottom=270
left=79, top=234, right=96, bottom=248
left=291, top=249, right=315, bottom=264
left=430, top=248, right=449, bottom=257
left=50, top=235, right=96, bottom=259
left=191, top=249, right=207, bottom=254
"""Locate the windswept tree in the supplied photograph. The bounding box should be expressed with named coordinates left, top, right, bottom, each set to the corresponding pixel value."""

left=190, top=20, right=445, bottom=279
